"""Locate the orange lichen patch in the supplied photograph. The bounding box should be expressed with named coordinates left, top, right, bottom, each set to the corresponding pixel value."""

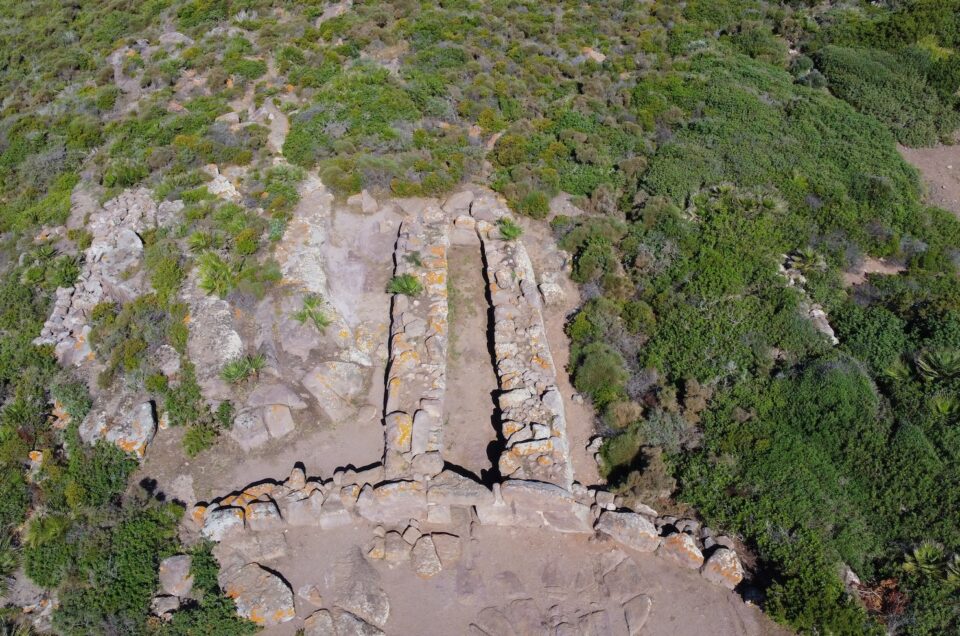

left=28, top=450, right=43, bottom=464
left=501, top=374, right=522, bottom=390
left=388, top=413, right=413, bottom=449
left=428, top=316, right=446, bottom=335
left=429, top=245, right=446, bottom=257
left=285, top=83, right=295, bottom=93
left=51, top=400, right=71, bottom=427
left=247, top=608, right=266, bottom=625
left=191, top=505, right=207, bottom=525
left=531, top=355, right=551, bottom=369
left=273, top=608, right=295, bottom=622
left=338, top=328, right=349, bottom=339
left=182, top=313, right=192, bottom=325
left=117, top=437, right=145, bottom=457
left=396, top=349, right=420, bottom=366
left=502, top=421, right=524, bottom=438
left=488, top=282, right=500, bottom=293
left=537, top=455, right=554, bottom=466
left=425, top=270, right=446, bottom=285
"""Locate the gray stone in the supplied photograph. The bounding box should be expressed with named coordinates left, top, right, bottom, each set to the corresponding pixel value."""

left=431, top=533, right=462, bottom=566
left=356, top=481, right=427, bottom=524
left=595, top=511, right=660, bottom=553
left=335, top=551, right=390, bottom=627
left=623, top=594, right=652, bottom=636
left=202, top=506, right=244, bottom=541
left=104, top=401, right=156, bottom=459
left=335, top=610, right=386, bottom=636
left=319, top=494, right=352, bottom=529
left=285, top=491, right=324, bottom=526
left=303, top=609, right=335, bottom=635
left=246, top=382, right=307, bottom=410
left=159, top=555, right=193, bottom=597
left=229, top=410, right=270, bottom=452
left=427, top=470, right=494, bottom=507
left=302, top=361, right=365, bottom=422
left=245, top=500, right=283, bottom=532
left=262, top=404, right=295, bottom=438
left=222, top=563, right=295, bottom=626
left=384, top=531, right=411, bottom=564
left=411, top=535, right=442, bottom=578
left=412, top=451, right=444, bottom=478
left=443, top=190, right=474, bottom=213
left=577, top=610, right=612, bottom=636
left=298, top=584, right=324, bottom=607
left=151, top=595, right=179, bottom=620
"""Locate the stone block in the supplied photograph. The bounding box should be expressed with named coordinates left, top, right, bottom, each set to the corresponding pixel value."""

left=656, top=532, right=704, bottom=569
left=700, top=548, right=744, bottom=589
left=595, top=510, right=660, bottom=553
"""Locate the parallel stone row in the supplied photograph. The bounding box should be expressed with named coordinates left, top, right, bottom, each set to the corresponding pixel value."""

left=383, top=208, right=449, bottom=480
left=477, top=221, right=573, bottom=488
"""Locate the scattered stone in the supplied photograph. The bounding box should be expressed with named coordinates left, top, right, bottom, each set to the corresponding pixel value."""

left=700, top=548, right=744, bottom=590
left=335, top=610, right=386, bottom=636
left=411, top=535, right=442, bottom=578
left=538, top=281, right=565, bottom=307
left=657, top=532, right=704, bottom=569
left=384, top=531, right=411, bottom=564
left=595, top=511, right=660, bottom=553
left=223, top=563, right=295, bottom=626
left=159, top=555, right=193, bottom=597
left=622, top=594, right=652, bottom=636
left=151, top=595, right=179, bottom=620
left=298, top=584, right=325, bottom=607
left=303, top=608, right=335, bottom=635
left=401, top=525, right=422, bottom=545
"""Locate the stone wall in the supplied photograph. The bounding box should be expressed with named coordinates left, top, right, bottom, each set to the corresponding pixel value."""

left=477, top=220, right=573, bottom=489
left=383, top=205, right=449, bottom=480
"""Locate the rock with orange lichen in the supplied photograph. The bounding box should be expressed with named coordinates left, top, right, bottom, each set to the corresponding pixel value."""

left=80, top=398, right=157, bottom=460
left=656, top=532, right=705, bottom=570
left=700, top=548, right=744, bottom=589
left=595, top=510, right=661, bottom=553
left=223, top=563, right=295, bottom=626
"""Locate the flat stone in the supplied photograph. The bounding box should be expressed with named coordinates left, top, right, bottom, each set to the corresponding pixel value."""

left=384, top=531, right=411, bottom=564
left=356, top=481, right=427, bottom=524
left=700, top=548, right=744, bottom=589
left=623, top=594, right=652, bottom=636
left=335, top=610, right=386, bottom=636
left=262, top=404, right=295, bottom=438
left=335, top=550, right=390, bottom=628
left=298, top=584, right=324, bottom=607
left=247, top=382, right=308, bottom=410
left=151, top=595, right=179, bottom=620
left=301, top=361, right=365, bottom=423
left=412, top=451, right=444, bottom=479
left=230, top=410, right=270, bottom=452
left=223, top=563, right=295, bottom=626
left=657, top=532, right=704, bottom=569
left=595, top=511, right=660, bottom=553
left=159, top=555, right=193, bottom=597
left=427, top=471, right=493, bottom=507
left=303, top=609, right=335, bottom=635
left=431, top=533, right=462, bottom=567
left=411, top=535, right=442, bottom=578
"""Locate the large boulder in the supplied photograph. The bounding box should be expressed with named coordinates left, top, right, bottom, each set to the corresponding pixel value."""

left=700, top=548, right=744, bottom=589
left=595, top=511, right=660, bottom=553
left=158, top=555, right=193, bottom=597
left=223, top=564, right=295, bottom=626
left=656, top=532, right=704, bottom=569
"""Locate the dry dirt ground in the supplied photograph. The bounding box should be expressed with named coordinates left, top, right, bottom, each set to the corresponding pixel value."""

left=899, top=143, right=960, bottom=216
left=135, top=186, right=790, bottom=635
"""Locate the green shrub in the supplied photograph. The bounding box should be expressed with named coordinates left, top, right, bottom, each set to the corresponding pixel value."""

left=497, top=218, right=523, bottom=241
left=387, top=273, right=423, bottom=296
left=293, top=294, right=331, bottom=332
left=220, top=354, right=265, bottom=384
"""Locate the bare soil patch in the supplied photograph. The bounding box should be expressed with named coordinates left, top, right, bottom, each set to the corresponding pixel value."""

left=443, top=243, right=500, bottom=480
left=899, top=143, right=960, bottom=215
